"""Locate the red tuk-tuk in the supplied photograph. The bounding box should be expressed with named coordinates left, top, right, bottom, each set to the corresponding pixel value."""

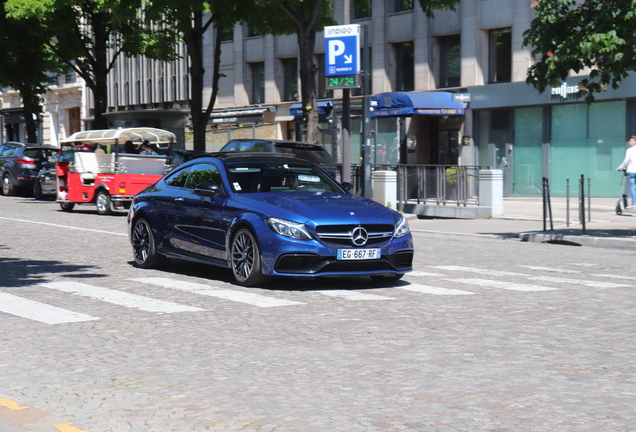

left=56, top=127, right=176, bottom=215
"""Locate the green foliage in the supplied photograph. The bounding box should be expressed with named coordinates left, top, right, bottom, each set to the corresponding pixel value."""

left=523, top=0, right=636, bottom=103
left=445, top=166, right=458, bottom=185
left=417, top=0, right=458, bottom=18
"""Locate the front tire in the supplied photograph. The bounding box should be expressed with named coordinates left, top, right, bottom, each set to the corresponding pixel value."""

left=131, top=218, right=168, bottom=269
left=33, top=181, right=44, bottom=200
left=96, top=191, right=112, bottom=215
left=2, top=174, right=15, bottom=196
left=231, top=228, right=267, bottom=287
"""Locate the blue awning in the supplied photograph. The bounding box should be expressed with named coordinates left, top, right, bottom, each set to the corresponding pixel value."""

left=371, top=91, right=465, bottom=117
left=290, top=101, right=333, bottom=117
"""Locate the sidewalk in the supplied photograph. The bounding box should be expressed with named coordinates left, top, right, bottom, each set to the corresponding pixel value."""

left=407, top=197, right=636, bottom=249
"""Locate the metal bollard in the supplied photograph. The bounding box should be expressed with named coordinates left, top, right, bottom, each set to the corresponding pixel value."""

left=566, top=178, right=570, bottom=227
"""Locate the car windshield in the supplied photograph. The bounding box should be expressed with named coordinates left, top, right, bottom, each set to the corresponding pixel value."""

left=225, top=159, right=342, bottom=194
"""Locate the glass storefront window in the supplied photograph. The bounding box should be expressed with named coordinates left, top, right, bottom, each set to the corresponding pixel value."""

left=550, top=101, right=626, bottom=197
left=373, top=117, right=398, bottom=164
left=513, top=107, right=543, bottom=196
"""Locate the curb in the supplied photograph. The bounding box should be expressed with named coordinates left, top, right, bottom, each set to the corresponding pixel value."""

left=519, top=232, right=636, bottom=249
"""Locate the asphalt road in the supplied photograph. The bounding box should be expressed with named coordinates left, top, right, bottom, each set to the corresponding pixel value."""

left=1, top=196, right=635, bottom=432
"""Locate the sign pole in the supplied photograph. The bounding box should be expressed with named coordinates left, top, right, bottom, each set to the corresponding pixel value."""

left=361, top=23, right=372, bottom=198
left=341, top=1, right=351, bottom=184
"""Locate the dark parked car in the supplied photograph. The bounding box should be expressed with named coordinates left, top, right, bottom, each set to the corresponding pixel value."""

left=33, top=163, right=58, bottom=200
left=0, top=142, right=58, bottom=196
left=128, top=152, right=413, bottom=287
left=219, top=139, right=340, bottom=181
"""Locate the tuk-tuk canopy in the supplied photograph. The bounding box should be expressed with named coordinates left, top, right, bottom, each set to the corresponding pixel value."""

left=61, top=127, right=176, bottom=149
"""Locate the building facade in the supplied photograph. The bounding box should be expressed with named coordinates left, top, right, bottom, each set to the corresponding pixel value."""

left=2, top=0, right=632, bottom=197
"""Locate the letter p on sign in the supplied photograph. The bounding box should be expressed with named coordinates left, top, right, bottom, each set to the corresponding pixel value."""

left=328, top=40, right=346, bottom=64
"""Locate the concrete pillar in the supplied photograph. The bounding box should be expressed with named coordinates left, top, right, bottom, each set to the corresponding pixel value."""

left=372, top=170, right=397, bottom=210
left=479, top=169, right=504, bottom=217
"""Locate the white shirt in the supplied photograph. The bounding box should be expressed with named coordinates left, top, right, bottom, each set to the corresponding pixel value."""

left=617, top=146, right=636, bottom=173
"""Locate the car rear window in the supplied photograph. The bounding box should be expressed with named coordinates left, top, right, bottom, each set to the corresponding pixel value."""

left=277, top=148, right=331, bottom=166
left=24, top=148, right=57, bottom=160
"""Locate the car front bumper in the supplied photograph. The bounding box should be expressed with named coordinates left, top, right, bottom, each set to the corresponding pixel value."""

left=259, top=231, right=414, bottom=278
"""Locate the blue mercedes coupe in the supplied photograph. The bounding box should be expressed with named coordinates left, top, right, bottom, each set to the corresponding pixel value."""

left=128, top=152, right=414, bottom=287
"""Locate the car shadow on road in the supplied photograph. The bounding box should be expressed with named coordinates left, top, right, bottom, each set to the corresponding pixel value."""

left=127, top=258, right=404, bottom=291
left=0, top=256, right=103, bottom=287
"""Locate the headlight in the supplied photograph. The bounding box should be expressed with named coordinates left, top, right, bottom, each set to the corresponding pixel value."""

left=266, top=217, right=312, bottom=240
left=394, top=214, right=410, bottom=238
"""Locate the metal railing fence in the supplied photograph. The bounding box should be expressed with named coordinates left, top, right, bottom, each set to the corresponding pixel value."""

left=338, top=164, right=488, bottom=210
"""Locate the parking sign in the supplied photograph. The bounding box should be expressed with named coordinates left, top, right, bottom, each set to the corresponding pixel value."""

left=324, top=24, right=360, bottom=77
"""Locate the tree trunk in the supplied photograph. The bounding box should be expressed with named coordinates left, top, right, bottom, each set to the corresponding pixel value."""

left=297, top=24, right=319, bottom=144
left=184, top=11, right=207, bottom=152
left=18, top=84, right=40, bottom=143
left=91, top=12, right=110, bottom=130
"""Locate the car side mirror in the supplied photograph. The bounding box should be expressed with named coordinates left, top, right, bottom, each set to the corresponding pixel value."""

left=194, top=182, right=220, bottom=199
left=341, top=182, right=354, bottom=192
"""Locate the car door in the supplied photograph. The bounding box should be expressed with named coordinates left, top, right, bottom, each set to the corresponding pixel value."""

left=0, top=144, right=19, bottom=178
left=169, top=162, right=228, bottom=259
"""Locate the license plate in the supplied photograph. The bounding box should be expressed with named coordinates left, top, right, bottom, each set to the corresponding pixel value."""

left=337, top=248, right=381, bottom=260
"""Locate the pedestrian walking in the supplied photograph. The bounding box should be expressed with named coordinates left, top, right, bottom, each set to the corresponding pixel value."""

left=616, top=135, right=636, bottom=207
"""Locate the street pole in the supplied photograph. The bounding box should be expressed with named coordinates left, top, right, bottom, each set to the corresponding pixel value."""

left=361, top=23, right=372, bottom=198
left=341, top=0, right=351, bottom=184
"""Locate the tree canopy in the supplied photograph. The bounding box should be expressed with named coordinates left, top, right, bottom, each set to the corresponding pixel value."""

left=246, top=0, right=459, bottom=144
left=5, top=0, right=165, bottom=129
left=143, top=0, right=250, bottom=151
left=0, top=0, right=62, bottom=142
left=523, top=0, right=636, bottom=103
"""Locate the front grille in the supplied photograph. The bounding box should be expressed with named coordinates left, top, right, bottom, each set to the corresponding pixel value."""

left=273, top=252, right=412, bottom=275
left=315, top=224, right=393, bottom=247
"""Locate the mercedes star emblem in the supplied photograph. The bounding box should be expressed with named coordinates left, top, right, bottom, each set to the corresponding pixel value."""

left=352, top=227, right=368, bottom=246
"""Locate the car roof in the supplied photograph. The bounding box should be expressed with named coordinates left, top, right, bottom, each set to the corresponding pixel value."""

left=188, top=151, right=301, bottom=163
left=226, top=139, right=326, bottom=150
left=2, top=142, right=56, bottom=149
left=61, top=127, right=176, bottom=147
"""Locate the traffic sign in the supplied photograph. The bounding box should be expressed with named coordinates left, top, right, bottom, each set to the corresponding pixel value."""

left=324, top=24, right=361, bottom=77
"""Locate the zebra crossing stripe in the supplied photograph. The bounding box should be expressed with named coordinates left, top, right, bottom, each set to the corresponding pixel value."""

left=397, top=284, right=475, bottom=296
left=590, top=273, right=636, bottom=281
left=451, top=278, right=558, bottom=292
left=521, top=265, right=581, bottom=274
left=527, top=276, right=631, bottom=289
left=315, top=290, right=394, bottom=300
left=434, top=265, right=527, bottom=277
left=129, top=277, right=305, bottom=307
left=0, top=292, right=99, bottom=325
left=38, top=282, right=204, bottom=313
left=406, top=271, right=445, bottom=278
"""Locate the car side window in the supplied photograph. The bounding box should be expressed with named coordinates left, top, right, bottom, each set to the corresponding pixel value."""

left=184, top=163, right=225, bottom=195
left=237, top=141, right=255, bottom=151
left=223, top=141, right=237, bottom=151
left=165, top=165, right=192, bottom=188
left=0, top=145, right=17, bottom=157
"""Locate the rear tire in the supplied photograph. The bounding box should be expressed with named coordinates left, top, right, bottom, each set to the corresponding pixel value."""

left=60, top=202, right=75, bottom=212
left=231, top=228, right=267, bottom=287
left=131, top=218, right=168, bottom=269
left=96, top=191, right=112, bottom=215
left=2, top=174, right=15, bottom=196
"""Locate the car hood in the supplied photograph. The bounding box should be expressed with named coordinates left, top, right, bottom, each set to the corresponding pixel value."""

left=235, top=192, right=398, bottom=225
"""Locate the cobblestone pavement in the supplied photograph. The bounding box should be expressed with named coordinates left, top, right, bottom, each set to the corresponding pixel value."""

left=1, top=196, right=635, bottom=432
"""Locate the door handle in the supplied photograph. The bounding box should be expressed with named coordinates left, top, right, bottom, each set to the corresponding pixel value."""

left=174, top=197, right=184, bottom=203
